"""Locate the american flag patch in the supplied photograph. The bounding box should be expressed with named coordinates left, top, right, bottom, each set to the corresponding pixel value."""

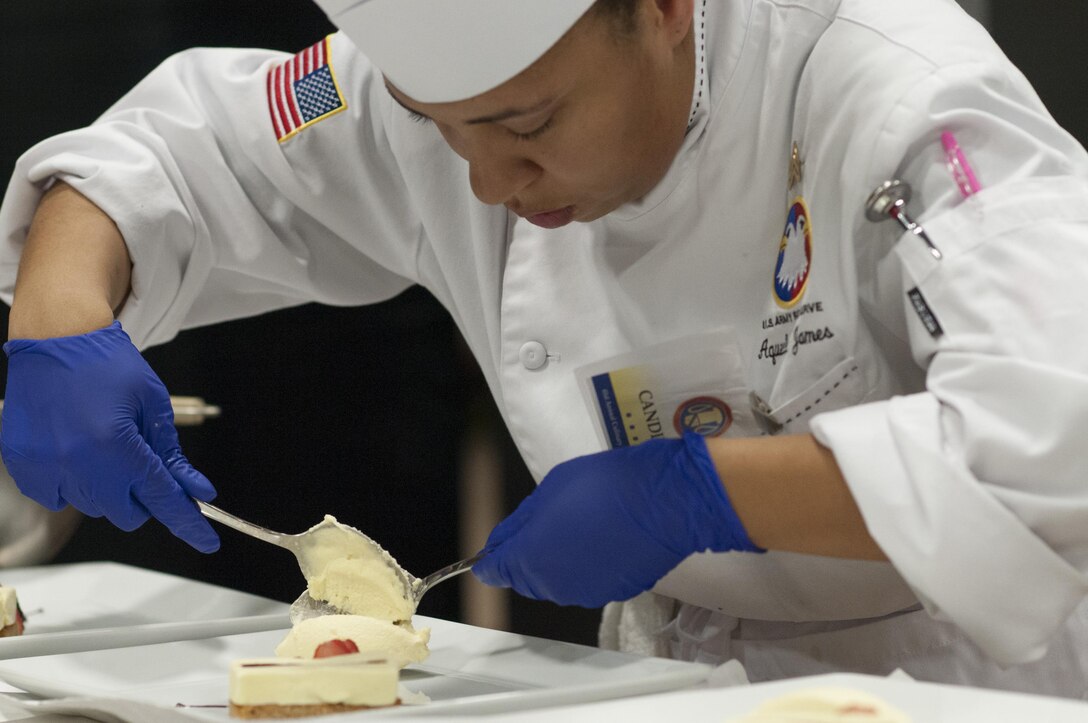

left=267, top=36, right=346, bottom=142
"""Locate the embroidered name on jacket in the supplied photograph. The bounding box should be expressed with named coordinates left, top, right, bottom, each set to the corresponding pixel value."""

left=267, top=36, right=346, bottom=142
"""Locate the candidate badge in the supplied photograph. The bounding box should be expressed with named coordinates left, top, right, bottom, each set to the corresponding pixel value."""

left=674, top=396, right=733, bottom=437
left=773, top=198, right=812, bottom=308
left=268, top=36, right=346, bottom=142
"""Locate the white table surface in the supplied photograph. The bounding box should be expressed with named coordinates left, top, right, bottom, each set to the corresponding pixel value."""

left=2, top=563, right=1087, bottom=722
left=7, top=672, right=1088, bottom=723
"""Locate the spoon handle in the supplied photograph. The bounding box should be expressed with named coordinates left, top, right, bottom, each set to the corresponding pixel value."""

left=416, top=550, right=489, bottom=601
left=197, top=501, right=288, bottom=547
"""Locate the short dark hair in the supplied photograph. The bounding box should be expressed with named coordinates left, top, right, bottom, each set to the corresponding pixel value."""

left=591, top=0, right=640, bottom=34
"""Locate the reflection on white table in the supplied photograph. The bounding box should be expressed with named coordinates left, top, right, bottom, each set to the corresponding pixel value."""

left=0, top=681, right=93, bottom=722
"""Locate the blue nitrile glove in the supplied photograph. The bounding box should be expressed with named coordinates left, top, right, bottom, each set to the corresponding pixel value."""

left=472, top=432, right=762, bottom=607
left=1, top=321, right=220, bottom=552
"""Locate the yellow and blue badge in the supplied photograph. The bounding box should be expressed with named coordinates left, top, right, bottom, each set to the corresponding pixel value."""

left=267, top=36, right=346, bottom=142
left=577, top=331, right=755, bottom=450
left=589, top=366, right=662, bottom=448
left=773, top=198, right=812, bottom=308
left=589, top=367, right=733, bottom=448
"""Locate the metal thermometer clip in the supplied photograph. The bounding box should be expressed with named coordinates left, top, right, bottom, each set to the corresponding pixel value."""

left=865, top=180, right=942, bottom=260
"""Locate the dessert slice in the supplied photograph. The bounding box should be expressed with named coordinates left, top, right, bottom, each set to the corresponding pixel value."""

left=229, top=649, right=399, bottom=719
left=0, top=584, right=24, bottom=637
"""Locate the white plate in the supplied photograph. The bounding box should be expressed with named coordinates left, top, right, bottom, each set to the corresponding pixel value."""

left=487, top=672, right=1088, bottom=723
left=0, top=562, right=289, bottom=659
left=5, top=671, right=1088, bottom=723
left=0, top=617, right=711, bottom=721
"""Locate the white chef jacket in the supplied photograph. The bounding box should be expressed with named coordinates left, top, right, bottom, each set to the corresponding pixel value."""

left=3, top=0, right=1088, bottom=696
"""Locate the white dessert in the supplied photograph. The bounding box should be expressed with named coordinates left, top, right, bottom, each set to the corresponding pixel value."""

left=276, top=614, right=430, bottom=666
left=0, top=586, right=22, bottom=637
left=0, top=587, right=17, bottom=628
left=238, top=516, right=429, bottom=716
left=298, top=515, right=418, bottom=622
left=734, top=687, right=911, bottom=722
left=229, top=654, right=398, bottom=717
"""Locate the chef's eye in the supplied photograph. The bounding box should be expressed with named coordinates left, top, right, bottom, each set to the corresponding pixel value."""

left=511, top=118, right=552, bottom=142
left=406, top=110, right=431, bottom=125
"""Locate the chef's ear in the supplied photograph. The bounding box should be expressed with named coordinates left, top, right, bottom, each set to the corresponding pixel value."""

left=649, top=0, right=696, bottom=47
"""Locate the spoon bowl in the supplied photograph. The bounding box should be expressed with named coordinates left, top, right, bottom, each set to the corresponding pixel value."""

left=198, top=502, right=486, bottom=621
left=197, top=502, right=415, bottom=611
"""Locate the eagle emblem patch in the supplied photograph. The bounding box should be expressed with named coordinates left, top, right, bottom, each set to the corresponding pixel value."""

left=773, top=198, right=812, bottom=308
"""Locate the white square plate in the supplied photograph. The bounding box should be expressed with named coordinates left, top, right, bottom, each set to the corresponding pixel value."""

left=0, top=562, right=289, bottom=659
left=0, top=562, right=710, bottom=720
left=0, top=617, right=711, bottom=720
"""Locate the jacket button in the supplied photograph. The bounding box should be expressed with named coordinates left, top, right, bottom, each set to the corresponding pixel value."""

left=519, top=341, right=548, bottom=370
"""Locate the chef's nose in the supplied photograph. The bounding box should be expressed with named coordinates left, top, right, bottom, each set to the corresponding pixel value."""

left=467, top=150, right=540, bottom=207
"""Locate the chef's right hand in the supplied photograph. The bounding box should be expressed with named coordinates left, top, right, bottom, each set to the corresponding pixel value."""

left=0, top=321, right=220, bottom=552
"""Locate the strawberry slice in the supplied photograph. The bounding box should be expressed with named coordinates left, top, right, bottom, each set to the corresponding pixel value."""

left=313, top=639, right=359, bottom=658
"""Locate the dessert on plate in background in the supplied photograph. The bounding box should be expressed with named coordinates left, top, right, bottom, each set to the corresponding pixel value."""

left=0, top=583, right=24, bottom=637
left=732, top=687, right=911, bottom=722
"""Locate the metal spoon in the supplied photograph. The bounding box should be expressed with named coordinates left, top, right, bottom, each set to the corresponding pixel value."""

left=415, top=549, right=489, bottom=602
left=287, top=548, right=488, bottom=622
left=197, top=502, right=485, bottom=615
left=197, top=502, right=414, bottom=602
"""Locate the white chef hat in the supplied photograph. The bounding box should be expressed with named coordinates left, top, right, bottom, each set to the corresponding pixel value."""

left=313, top=0, right=598, bottom=103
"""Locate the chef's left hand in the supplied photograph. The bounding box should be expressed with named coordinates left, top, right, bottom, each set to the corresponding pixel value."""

left=472, top=433, right=762, bottom=607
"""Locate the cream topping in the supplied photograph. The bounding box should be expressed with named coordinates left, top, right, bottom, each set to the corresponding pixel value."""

left=276, top=614, right=430, bottom=666
left=298, top=515, right=417, bottom=622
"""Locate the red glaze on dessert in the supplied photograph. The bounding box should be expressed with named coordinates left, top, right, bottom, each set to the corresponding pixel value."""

left=313, top=638, right=360, bottom=658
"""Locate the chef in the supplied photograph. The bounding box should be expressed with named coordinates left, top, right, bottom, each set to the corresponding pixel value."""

left=3, top=0, right=1088, bottom=696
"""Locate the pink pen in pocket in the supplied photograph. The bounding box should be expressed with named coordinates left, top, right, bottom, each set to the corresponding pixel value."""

left=941, top=131, right=982, bottom=198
